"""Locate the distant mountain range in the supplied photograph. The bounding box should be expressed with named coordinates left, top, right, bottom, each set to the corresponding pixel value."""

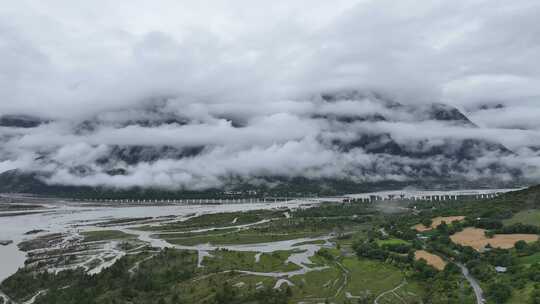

left=0, top=91, right=529, bottom=197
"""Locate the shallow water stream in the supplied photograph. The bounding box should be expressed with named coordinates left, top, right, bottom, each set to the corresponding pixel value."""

left=0, top=199, right=314, bottom=283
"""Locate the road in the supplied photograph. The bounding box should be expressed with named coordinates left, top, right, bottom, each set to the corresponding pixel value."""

left=456, top=262, right=485, bottom=304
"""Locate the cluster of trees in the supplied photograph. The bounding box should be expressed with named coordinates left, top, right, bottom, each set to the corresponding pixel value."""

left=1, top=268, right=85, bottom=301
left=315, top=248, right=334, bottom=261
left=486, top=282, right=513, bottom=304
left=380, top=242, right=411, bottom=254
left=1, top=247, right=294, bottom=304
left=495, top=223, right=540, bottom=235
left=408, top=187, right=540, bottom=303
left=352, top=235, right=473, bottom=303
left=515, top=240, right=540, bottom=256
left=3, top=249, right=192, bottom=304
left=472, top=218, right=504, bottom=230
left=353, top=239, right=434, bottom=275
left=255, top=215, right=371, bottom=237
left=531, top=285, right=540, bottom=304
left=353, top=241, right=390, bottom=261
left=161, top=210, right=277, bottom=231
left=411, top=259, right=438, bottom=279
left=455, top=240, right=540, bottom=304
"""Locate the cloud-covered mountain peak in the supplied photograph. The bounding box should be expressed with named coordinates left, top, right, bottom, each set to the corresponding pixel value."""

left=0, top=90, right=534, bottom=194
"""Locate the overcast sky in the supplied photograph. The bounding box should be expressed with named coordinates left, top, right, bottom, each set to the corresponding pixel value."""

left=1, top=0, right=540, bottom=189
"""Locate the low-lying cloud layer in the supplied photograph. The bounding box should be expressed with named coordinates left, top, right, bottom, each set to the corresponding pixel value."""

left=2, top=95, right=540, bottom=189
left=1, top=0, right=540, bottom=189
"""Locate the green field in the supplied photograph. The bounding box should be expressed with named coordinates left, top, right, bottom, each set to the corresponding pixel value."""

left=376, top=238, right=411, bottom=246
left=504, top=209, right=540, bottom=226
left=291, top=239, right=326, bottom=246
left=290, top=267, right=343, bottom=301
left=518, top=252, right=540, bottom=265
left=342, top=257, right=406, bottom=297
left=202, top=249, right=301, bottom=273
left=178, top=272, right=279, bottom=304
left=165, top=230, right=324, bottom=246
left=291, top=253, right=424, bottom=303
left=81, top=230, right=135, bottom=242
left=508, top=283, right=536, bottom=304
left=152, top=227, right=239, bottom=239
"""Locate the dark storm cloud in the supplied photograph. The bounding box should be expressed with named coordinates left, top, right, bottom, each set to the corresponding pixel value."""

left=1, top=0, right=540, bottom=189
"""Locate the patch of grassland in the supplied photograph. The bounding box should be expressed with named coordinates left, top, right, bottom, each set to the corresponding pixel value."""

left=306, top=252, right=329, bottom=267
left=374, top=279, right=427, bottom=304
left=81, top=230, right=135, bottom=242
left=304, top=248, right=340, bottom=268
left=136, top=210, right=280, bottom=232
left=256, top=251, right=301, bottom=272
left=165, top=230, right=322, bottom=246
left=508, top=283, right=535, bottom=304
left=289, top=253, right=418, bottom=302
left=152, top=227, right=239, bottom=239
left=393, top=281, right=426, bottom=303
left=289, top=267, right=343, bottom=301
left=202, top=249, right=301, bottom=273
left=292, top=239, right=326, bottom=246
left=177, top=272, right=278, bottom=304
left=342, top=257, right=404, bottom=297
left=331, top=230, right=368, bottom=255
left=504, top=209, right=540, bottom=226
left=376, top=238, right=411, bottom=246
left=158, top=215, right=346, bottom=246
left=518, top=252, right=540, bottom=265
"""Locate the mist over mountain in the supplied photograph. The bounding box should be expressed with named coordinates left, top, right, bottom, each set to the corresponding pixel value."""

left=2, top=0, right=540, bottom=194
left=0, top=91, right=535, bottom=194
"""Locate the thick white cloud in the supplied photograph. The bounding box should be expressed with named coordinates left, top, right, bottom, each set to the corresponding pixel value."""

left=1, top=0, right=540, bottom=189
left=2, top=0, right=540, bottom=118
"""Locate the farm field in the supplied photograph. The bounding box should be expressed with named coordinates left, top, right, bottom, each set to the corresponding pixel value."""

left=450, top=227, right=539, bottom=251
left=414, top=250, right=446, bottom=270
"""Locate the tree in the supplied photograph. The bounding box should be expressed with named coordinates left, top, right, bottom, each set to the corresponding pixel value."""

left=215, top=282, right=236, bottom=304
left=515, top=240, right=528, bottom=251
left=443, top=263, right=461, bottom=275
left=486, top=282, right=512, bottom=304
left=530, top=285, right=540, bottom=304
left=285, top=285, right=292, bottom=297
left=421, top=218, right=433, bottom=228
left=436, top=221, right=449, bottom=234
